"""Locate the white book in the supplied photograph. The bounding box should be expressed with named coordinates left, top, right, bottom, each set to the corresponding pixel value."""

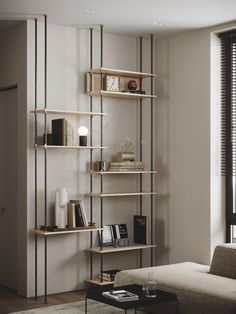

left=79, top=201, right=89, bottom=227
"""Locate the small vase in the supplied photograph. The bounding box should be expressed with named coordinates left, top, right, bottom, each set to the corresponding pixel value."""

left=128, top=80, right=137, bottom=90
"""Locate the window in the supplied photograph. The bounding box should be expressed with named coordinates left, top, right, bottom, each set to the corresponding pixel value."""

left=220, top=29, right=236, bottom=242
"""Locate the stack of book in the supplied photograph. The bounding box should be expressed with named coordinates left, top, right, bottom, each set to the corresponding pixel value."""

left=109, top=161, right=144, bottom=171
left=98, top=269, right=121, bottom=282
left=67, top=200, right=89, bottom=228
left=102, top=289, right=139, bottom=302
left=51, top=118, right=74, bottom=146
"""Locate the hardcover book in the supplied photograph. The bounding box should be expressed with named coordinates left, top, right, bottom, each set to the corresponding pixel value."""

left=134, top=215, right=148, bottom=244
left=102, top=290, right=139, bottom=302
left=52, top=118, right=67, bottom=145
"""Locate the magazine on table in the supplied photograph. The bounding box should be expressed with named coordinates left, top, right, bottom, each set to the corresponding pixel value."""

left=102, top=289, right=139, bottom=302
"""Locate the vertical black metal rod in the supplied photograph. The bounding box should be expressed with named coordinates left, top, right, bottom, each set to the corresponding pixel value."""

left=139, top=37, right=143, bottom=268
left=150, top=34, right=154, bottom=266
left=34, top=18, right=38, bottom=300
left=89, top=27, right=94, bottom=279
left=44, top=14, right=48, bottom=304
left=100, top=24, right=104, bottom=282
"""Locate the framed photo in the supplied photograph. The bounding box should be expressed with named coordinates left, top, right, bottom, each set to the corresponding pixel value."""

left=99, top=225, right=114, bottom=246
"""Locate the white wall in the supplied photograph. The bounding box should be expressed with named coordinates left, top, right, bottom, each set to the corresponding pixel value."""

left=156, top=22, right=236, bottom=265
left=27, top=23, right=156, bottom=297
left=0, top=22, right=27, bottom=296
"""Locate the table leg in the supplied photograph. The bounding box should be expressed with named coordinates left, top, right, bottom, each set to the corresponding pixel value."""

left=85, top=297, right=88, bottom=314
left=176, top=299, right=179, bottom=314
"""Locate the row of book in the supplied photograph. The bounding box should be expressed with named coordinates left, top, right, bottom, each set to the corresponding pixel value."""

left=109, top=161, right=144, bottom=171
left=101, top=216, right=149, bottom=245
left=44, top=118, right=74, bottom=146
left=67, top=200, right=89, bottom=228
left=98, top=269, right=121, bottom=282
left=102, top=224, right=128, bottom=245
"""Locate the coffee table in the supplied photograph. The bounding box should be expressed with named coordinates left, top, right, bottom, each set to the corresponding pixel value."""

left=85, top=284, right=178, bottom=313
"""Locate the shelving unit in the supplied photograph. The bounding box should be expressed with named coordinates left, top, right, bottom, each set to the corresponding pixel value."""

left=32, top=19, right=157, bottom=298
left=91, top=170, right=157, bottom=175
left=88, top=192, right=157, bottom=198
left=34, top=144, right=107, bottom=150
left=87, top=26, right=157, bottom=285
left=33, top=227, right=103, bottom=237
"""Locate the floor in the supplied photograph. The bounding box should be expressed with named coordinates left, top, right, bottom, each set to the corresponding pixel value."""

left=0, top=285, right=87, bottom=314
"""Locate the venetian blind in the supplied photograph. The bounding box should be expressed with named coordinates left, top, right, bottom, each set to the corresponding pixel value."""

left=220, top=30, right=236, bottom=175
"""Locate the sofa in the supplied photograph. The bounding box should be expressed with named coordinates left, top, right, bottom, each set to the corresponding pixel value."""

left=114, top=244, right=236, bottom=314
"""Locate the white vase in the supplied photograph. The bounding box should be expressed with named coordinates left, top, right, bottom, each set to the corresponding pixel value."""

left=55, top=188, right=68, bottom=228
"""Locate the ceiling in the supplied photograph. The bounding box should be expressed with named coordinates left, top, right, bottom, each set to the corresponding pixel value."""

left=0, top=0, right=236, bottom=37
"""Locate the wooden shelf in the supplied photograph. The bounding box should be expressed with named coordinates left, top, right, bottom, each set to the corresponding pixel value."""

left=87, top=90, right=156, bottom=100
left=33, top=227, right=102, bottom=236
left=87, top=244, right=157, bottom=254
left=91, top=170, right=157, bottom=175
left=86, top=278, right=114, bottom=286
left=89, top=67, right=157, bottom=79
left=88, top=192, right=157, bottom=197
left=31, top=108, right=106, bottom=117
left=34, top=144, right=107, bottom=150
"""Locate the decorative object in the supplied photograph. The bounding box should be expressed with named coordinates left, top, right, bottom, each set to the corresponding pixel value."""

left=99, top=225, right=114, bottom=246
left=105, top=75, right=120, bottom=92
left=55, top=188, right=68, bottom=228
left=114, top=238, right=133, bottom=247
left=133, top=215, right=149, bottom=244
left=143, top=272, right=157, bottom=298
left=78, top=126, right=88, bottom=146
left=94, top=160, right=108, bottom=171
left=127, top=80, right=137, bottom=90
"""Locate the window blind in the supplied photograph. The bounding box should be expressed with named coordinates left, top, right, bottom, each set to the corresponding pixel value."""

left=219, top=29, right=236, bottom=241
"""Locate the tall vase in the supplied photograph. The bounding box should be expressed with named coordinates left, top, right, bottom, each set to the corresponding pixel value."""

left=55, top=188, right=68, bottom=228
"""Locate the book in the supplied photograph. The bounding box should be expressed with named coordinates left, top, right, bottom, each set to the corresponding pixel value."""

left=74, top=203, right=84, bottom=227
left=134, top=215, right=149, bottom=244
left=52, top=118, right=67, bottom=145
left=79, top=200, right=89, bottom=227
left=110, top=224, right=128, bottom=240
left=118, top=224, right=128, bottom=238
left=67, top=202, right=76, bottom=228
left=109, top=161, right=143, bottom=166
left=102, top=290, right=139, bottom=302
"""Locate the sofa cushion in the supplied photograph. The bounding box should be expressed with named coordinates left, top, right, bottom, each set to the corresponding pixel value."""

left=209, top=243, right=236, bottom=279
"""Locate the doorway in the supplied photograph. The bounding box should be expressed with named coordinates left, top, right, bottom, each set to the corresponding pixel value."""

left=0, top=86, right=17, bottom=290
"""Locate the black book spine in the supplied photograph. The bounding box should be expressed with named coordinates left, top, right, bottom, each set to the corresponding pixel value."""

left=74, top=204, right=84, bottom=227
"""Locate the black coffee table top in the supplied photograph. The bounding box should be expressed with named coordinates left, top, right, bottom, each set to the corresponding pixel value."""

left=86, top=284, right=177, bottom=310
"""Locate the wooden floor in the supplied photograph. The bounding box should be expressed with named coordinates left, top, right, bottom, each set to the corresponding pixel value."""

left=0, top=285, right=87, bottom=314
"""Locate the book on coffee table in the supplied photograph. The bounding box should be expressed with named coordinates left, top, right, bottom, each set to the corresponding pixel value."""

left=102, top=290, right=139, bottom=302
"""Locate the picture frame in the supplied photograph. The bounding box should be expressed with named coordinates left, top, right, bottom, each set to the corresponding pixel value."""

left=99, top=225, right=114, bottom=246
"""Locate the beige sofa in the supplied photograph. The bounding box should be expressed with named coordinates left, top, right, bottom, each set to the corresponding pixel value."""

left=114, top=244, right=236, bottom=314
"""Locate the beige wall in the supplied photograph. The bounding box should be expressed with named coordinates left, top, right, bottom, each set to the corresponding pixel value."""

left=156, top=21, right=236, bottom=265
